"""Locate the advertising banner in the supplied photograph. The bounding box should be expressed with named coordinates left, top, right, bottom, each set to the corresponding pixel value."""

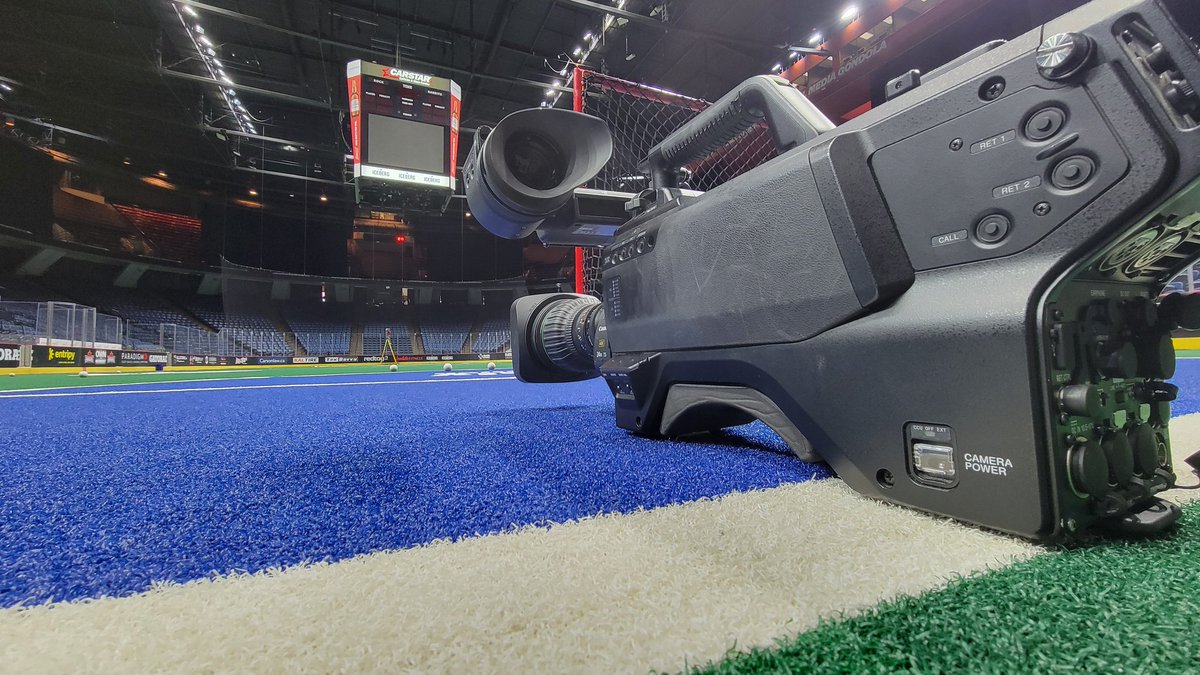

left=82, top=349, right=117, bottom=366
left=116, top=351, right=171, bottom=366
left=0, top=343, right=21, bottom=368
left=112, top=353, right=511, bottom=368
left=32, top=346, right=80, bottom=367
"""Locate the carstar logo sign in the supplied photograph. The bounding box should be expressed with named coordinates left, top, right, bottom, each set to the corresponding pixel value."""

left=383, top=68, right=432, bottom=85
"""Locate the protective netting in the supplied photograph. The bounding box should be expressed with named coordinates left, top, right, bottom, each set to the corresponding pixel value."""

left=573, top=69, right=778, bottom=296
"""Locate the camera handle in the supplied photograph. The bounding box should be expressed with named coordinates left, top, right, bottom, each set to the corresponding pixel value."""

left=641, top=75, right=834, bottom=189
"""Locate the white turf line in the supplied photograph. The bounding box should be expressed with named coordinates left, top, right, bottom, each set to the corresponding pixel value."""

left=2, top=417, right=1197, bottom=675
left=0, top=376, right=275, bottom=395
left=73, top=369, right=264, bottom=377
left=0, top=376, right=517, bottom=399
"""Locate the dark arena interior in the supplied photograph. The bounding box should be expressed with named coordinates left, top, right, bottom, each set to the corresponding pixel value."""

left=3, top=0, right=1200, bottom=671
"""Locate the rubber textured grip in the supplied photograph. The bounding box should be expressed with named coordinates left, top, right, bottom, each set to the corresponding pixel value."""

left=660, top=98, right=765, bottom=168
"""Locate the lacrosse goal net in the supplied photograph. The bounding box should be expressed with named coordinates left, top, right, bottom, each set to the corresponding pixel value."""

left=571, top=68, right=778, bottom=296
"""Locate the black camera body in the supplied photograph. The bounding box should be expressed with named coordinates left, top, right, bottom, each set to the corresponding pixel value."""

left=468, top=0, right=1200, bottom=541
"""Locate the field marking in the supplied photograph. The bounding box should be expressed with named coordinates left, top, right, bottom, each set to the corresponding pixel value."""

left=1, top=376, right=273, bottom=394
left=75, top=369, right=264, bottom=377
left=0, top=376, right=517, bottom=399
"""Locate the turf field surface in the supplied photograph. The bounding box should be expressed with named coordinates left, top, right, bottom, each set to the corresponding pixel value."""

left=1, top=359, right=1199, bottom=672
left=0, top=360, right=509, bottom=391
left=0, top=367, right=827, bottom=607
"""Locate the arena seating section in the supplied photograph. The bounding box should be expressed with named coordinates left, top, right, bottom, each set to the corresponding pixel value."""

left=47, top=188, right=203, bottom=264
left=0, top=280, right=81, bottom=341
left=472, top=306, right=510, bottom=352
left=181, top=295, right=291, bottom=356
left=51, top=188, right=155, bottom=257
left=111, top=205, right=202, bottom=264
left=2, top=273, right=510, bottom=358
left=283, top=304, right=352, bottom=356
left=0, top=302, right=39, bottom=341
left=362, top=304, right=415, bottom=357
left=416, top=304, right=474, bottom=354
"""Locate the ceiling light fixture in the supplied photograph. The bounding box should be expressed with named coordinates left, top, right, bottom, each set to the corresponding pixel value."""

left=809, top=33, right=822, bottom=45
left=840, top=5, right=859, bottom=22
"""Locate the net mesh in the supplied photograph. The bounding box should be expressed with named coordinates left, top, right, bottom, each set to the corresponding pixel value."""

left=573, top=69, right=777, bottom=296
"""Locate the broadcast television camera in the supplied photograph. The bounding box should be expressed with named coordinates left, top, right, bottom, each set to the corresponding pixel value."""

left=463, top=0, right=1200, bottom=542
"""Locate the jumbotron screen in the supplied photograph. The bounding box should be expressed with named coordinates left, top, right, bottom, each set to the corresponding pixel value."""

left=346, top=60, right=461, bottom=191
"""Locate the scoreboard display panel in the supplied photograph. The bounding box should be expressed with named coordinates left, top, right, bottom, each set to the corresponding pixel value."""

left=346, top=60, right=461, bottom=193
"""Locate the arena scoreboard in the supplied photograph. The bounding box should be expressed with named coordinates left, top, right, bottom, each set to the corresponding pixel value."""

left=346, top=60, right=460, bottom=211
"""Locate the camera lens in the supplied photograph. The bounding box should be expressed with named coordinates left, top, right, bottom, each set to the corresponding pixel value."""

left=533, top=295, right=602, bottom=376
left=504, top=131, right=566, bottom=190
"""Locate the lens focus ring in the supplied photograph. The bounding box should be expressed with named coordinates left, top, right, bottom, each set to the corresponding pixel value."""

left=536, top=296, right=602, bottom=375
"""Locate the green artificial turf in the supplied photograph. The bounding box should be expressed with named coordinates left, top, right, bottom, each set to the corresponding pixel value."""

left=692, top=503, right=1200, bottom=674
left=0, top=361, right=511, bottom=391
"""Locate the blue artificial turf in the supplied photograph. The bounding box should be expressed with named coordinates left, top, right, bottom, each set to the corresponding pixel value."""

left=1170, top=356, right=1200, bottom=415
left=0, top=370, right=828, bottom=607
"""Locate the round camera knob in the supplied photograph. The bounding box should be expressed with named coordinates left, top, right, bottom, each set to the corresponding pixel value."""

left=1037, top=32, right=1094, bottom=81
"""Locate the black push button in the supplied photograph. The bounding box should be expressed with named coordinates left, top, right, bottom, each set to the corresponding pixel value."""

left=1025, top=107, right=1065, bottom=141
left=975, top=214, right=1011, bottom=244
left=1051, top=155, right=1096, bottom=190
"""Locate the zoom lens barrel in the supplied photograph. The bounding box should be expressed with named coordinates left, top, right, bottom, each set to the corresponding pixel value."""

left=533, top=295, right=603, bottom=376
left=509, top=293, right=605, bottom=383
